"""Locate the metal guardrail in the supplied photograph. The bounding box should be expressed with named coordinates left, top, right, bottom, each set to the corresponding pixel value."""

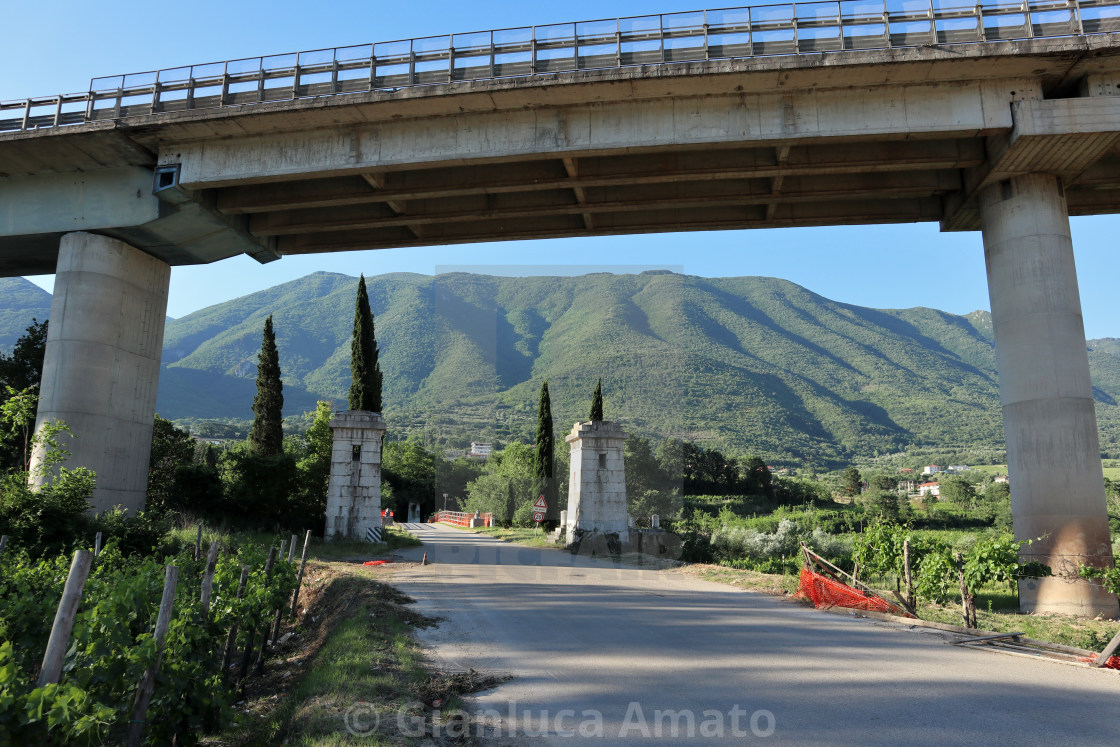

left=4, top=0, right=1120, bottom=133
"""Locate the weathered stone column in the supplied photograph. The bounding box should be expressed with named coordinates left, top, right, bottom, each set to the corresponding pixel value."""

left=979, top=173, right=1117, bottom=616
left=30, top=232, right=170, bottom=514
left=324, top=410, right=387, bottom=542
left=565, top=421, right=628, bottom=544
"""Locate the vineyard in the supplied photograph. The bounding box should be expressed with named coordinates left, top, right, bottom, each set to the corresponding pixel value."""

left=0, top=530, right=308, bottom=745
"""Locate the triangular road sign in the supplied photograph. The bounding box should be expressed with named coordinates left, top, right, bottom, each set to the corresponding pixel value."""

left=532, top=494, right=547, bottom=510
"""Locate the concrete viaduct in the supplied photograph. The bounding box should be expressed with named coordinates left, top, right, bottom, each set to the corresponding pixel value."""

left=2, top=1, right=1118, bottom=615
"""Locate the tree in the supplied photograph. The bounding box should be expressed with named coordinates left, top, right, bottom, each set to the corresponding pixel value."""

left=625, top=435, right=681, bottom=526
left=532, top=381, right=557, bottom=524
left=435, top=457, right=485, bottom=509
left=589, top=378, right=603, bottom=421
left=0, top=319, right=48, bottom=392
left=348, top=274, right=383, bottom=412
left=146, top=415, right=195, bottom=511
left=382, top=440, right=436, bottom=516
left=940, top=475, right=977, bottom=508
left=868, top=490, right=902, bottom=522
left=463, top=442, right=535, bottom=526
left=743, top=456, right=773, bottom=495
left=249, top=314, right=284, bottom=456
left=982, top=480, right=1010, bottom=504
left=0, top=420, right=96, bottom=558
left=0, top=320, right=47, bottom=472
left=869, top=473, right=898, bottom=493
left=1, top=386, right=38, bottom=472
left=840, top=467, right=862, bottom=497
left=292, top=401, right=334, bottom=533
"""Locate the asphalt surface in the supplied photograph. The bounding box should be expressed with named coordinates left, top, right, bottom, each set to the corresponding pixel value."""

left=389, top=524, right=1120, bottom=745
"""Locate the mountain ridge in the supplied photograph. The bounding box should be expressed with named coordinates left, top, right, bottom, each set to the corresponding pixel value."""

left=3, top=272, right=1118, bottom=464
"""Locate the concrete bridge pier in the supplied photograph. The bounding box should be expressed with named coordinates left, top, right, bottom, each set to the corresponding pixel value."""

left=30, top=232, right=170, bottom=515
left=979, top=173, right=1117, bottom=616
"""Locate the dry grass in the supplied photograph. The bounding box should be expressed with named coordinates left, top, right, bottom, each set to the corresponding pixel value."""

left=676, top=563, right=803, bottom=597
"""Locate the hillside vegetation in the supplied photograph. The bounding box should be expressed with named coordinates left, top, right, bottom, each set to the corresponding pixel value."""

left=4, top=273, right=1119, bottom=465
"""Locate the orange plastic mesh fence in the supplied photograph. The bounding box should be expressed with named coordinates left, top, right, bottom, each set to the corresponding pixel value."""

left=1078, top=655, right=1120, bottom=670
left=796, top=567, right=905, bottom=616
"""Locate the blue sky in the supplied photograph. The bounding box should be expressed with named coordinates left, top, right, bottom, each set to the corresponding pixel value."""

left=3, top=1, right=1116, bottom=338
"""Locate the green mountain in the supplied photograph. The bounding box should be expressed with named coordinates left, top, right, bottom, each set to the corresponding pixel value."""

left=157, top=271, right=1120, bottom=463
left=0, top=277, right=51, bottom=351
left=5, top=271, right=1119, bottom=464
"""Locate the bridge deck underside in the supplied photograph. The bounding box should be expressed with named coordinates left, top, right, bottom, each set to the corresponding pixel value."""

left=208, top=137, right=1120, bottom=256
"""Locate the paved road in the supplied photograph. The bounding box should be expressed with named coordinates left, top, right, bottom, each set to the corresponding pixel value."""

left=390, top=524, right=1120, bottom=745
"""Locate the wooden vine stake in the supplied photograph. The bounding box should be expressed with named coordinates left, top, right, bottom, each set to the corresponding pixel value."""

left=903, top=539, right=915, bottom=610
left=93, top=531, right=102, bottom=558
left=0, top=535, right=8, bottom=557
left=194, top=525, right=203, bottom=560
left=252, top=547, right=279, bottom=675
left=956, top=552, right=976, bottom=629
left=124, top=564, right=179, bottom=747
left=38, top=549, right=93, bottom=686
left=220, top=565, right=250, bottom=682
left=1092, top=627, right=1120, bottom=668
left=200, top=541, right=221, bottom=621
left=289, top=530, right=312, bottom=619
left=269, top=539, right=299, bottom=644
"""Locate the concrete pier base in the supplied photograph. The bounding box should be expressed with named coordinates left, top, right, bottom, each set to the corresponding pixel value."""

left=565, top=421, right=628, bottom=545
left=324, top=410, right=387, bottom=542
left=979, top=173, right=1118, bottom=616
left=30, top=232, right=170, bottom=514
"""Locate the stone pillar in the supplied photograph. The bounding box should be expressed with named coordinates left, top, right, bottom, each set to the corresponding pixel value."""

left=324, top=410, right=387, bottom=542
left=979, top=173, right=1117, bottom=616
left=30, top=232, right=170, bottom=514
left=565, top=421, right=628, bottom=545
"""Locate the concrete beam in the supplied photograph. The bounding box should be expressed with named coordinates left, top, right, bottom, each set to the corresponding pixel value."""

left=273, top=195, right=945, bottom=254
left=249, top=169, right=960, bottom=236
left=168, top=81, right=1023, bottom=188
left=0, top=167, right=160, bottom=236
left=943, top=95, right=1120, bottom=230
left=30, top=232, right=170, bottom=515
left=979, top=173, right=1117, bottom=616
left=217, top=140, right=982, bottom=215
left=0, top=166, right=277, bottom=277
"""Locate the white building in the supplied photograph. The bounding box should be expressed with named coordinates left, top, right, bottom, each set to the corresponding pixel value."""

left=922, top=465, right=942, bottom=475
left=469, top=442, right=493, bottom=459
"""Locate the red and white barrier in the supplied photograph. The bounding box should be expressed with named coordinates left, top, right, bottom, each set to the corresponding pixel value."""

left=432, top=511, right=493, bottom=527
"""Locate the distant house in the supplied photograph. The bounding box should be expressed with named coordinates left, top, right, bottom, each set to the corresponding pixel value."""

left=919, top=482, right=940, bottom=497
left=899, top=480, right=916, bottom=493
left=469, top=442, right=493, bottom=459
left=922, top=465, right=942, bottom=475
left=899, top=468, right=914, bottom=474
left=994, top=475, right=1009, bottom=484
left=947, top=465, right=970, bottom=473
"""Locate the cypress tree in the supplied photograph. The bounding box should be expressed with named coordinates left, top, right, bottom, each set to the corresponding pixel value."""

left=348, top=274, right=383, bottom=412
left=250, top=314, right=284, bottom=456
left=589, top=378, right=604, bottom=422
left=533, top=381, right=556, bottom=520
